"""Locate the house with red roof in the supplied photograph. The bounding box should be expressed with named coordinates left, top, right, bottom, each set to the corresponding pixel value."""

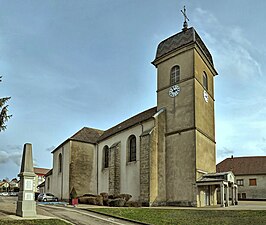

left=33, top=167, right=50, bottom=193
left=217, top=156, right=266, bottom=200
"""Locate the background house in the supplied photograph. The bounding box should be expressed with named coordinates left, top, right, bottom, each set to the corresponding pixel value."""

left=217, top=156, right=266, bottom=200
left=9, top=178, right=19, bottom=192
left=33, top=167, right=50, bottom=192
left=0, top=180, right=9, bottom=192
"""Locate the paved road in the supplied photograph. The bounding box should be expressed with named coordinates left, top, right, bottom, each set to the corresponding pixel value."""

left=39, top=204, right=142, bottom=225
left=0, top=196, right=141, bottom=225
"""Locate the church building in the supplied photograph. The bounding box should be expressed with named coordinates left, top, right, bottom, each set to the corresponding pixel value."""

left=46, top=16, right=223, bottom=207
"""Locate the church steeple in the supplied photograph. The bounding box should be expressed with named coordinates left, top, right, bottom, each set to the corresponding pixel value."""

left=152, top=12, right=218, bottom=206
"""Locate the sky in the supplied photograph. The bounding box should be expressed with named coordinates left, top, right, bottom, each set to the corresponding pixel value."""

left=0, top=0, right=265, bottom=180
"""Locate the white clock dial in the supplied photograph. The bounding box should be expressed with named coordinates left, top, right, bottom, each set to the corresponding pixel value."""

left=169, top=85, right=180, bottom=97
left=203, top=90, right=208, bottom=103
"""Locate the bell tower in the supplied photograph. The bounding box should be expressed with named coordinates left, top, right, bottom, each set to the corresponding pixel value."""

left=152, top=16, right=218, bottom=206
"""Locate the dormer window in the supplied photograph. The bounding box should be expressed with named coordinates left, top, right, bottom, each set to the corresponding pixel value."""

left=203, top=71, right=208, bottom=90
left=170, top=65, right=180, bottom=85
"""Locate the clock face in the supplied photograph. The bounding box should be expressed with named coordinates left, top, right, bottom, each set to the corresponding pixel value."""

left=169, top=85, right=180, bottom=97
left=203, top=90, right=208, bottom=103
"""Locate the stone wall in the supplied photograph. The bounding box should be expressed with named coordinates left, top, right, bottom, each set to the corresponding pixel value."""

left=140, top=109, right=166, bottom=206
left=109, top=142, right=121, bottom=195
left=140, top=133, right=150, bottom=205
left=69, top=141, right=97, bottom=197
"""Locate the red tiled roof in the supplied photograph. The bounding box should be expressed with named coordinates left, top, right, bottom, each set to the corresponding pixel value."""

left=98, top=107, right=157, bottom=141
left=34, top=167, right=50, bottom=175
left=216, top=156, right=266, bottom=175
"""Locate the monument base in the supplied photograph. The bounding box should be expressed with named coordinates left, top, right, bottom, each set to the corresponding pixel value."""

left=16, top=200, right=36, bottom=218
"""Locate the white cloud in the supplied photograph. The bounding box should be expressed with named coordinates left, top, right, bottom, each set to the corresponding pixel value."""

left=0, top=151, right=9, bottom=164
left=0, top=150, right=21, bottom=166
left=193, top=8, right=266, bottom=160
left=193, top=7, right=263, bottom=81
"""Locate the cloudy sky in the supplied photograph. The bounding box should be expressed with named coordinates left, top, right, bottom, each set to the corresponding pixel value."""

left=0, top=0, right=265, bottom=179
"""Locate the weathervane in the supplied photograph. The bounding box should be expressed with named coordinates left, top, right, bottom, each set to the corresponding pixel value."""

left=181, top=6, right=189, bottom=31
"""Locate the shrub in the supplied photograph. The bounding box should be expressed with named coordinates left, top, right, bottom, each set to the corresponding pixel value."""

left=109, top=198, right=126, bottom=207
left=125, top=201, right=142, bottom=207
left=100, top=192, right=109, bottom=206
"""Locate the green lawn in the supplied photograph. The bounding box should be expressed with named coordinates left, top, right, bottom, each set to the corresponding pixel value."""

left=88, top=208, right=266, bottom=225
left=0, top=219, right=69, bottom=225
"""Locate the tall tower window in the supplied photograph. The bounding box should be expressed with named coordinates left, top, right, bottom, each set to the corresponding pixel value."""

left=170, top=65, right=180, bottom=85
left=103, top=145, right=109, bottom=168
left=128, top=135, right=136, bottom=162
left=203, top=71, right=208, bottom=90
left=58, top=153, right=62, bottom=173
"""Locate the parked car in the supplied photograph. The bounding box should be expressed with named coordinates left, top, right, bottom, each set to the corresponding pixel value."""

left=0, top=192, right=8, bottom=196
left=37, top=193, right=58, bottom=202
left=10, top=192, right=18, bottom=196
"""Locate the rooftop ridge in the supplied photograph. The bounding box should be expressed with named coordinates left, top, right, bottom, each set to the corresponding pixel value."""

left=98, top=107, right=157, bottom=142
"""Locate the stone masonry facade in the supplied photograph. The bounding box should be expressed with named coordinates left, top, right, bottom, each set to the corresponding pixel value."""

left=140, top=133, right=151, bottom=205
left=109, top=142, right=121, bottom=195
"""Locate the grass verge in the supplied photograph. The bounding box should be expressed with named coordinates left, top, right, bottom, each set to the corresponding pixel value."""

left=0, top=219, right=69, bottom=225
left=88, top=208, right=266, bottom=225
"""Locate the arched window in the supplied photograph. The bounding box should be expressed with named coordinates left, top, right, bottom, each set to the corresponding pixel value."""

left=47, top=177, right=50, bottom=190
left=203, top=71, right=208, bottom=90
left=170, top=65, right=180, bottom=85
left=103, top=145, right=109, bottom=168
left=128, top=135, right=136, bottom=162
left=58, top=153, right=62, bottom=173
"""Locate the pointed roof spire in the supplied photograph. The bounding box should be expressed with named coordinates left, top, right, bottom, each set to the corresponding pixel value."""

left=181, top=5, right=189, bottom=31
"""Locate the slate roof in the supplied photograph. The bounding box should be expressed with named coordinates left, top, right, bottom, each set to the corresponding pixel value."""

left=153, top=27, right=213, bottom=66
left=51, top=127, right=104, bottom=153
left=33, top=167, right=50, bottom=175
left=216, top=156, right=266, bottom=175
left=51, top=107, right=157, bottom=152
left=98, top=107, right=157, bottom=141
left=70, top=127, right=104, bottom=144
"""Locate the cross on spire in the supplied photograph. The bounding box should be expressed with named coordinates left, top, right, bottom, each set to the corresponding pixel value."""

left=181, top=6, right=189, bottom=31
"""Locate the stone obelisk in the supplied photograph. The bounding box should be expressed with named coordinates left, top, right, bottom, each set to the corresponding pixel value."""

left=16, top=143, right=36, bottom=217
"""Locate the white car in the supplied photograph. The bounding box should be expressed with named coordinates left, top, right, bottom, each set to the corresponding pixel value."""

left=0, top=192, right=8, bottom=196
